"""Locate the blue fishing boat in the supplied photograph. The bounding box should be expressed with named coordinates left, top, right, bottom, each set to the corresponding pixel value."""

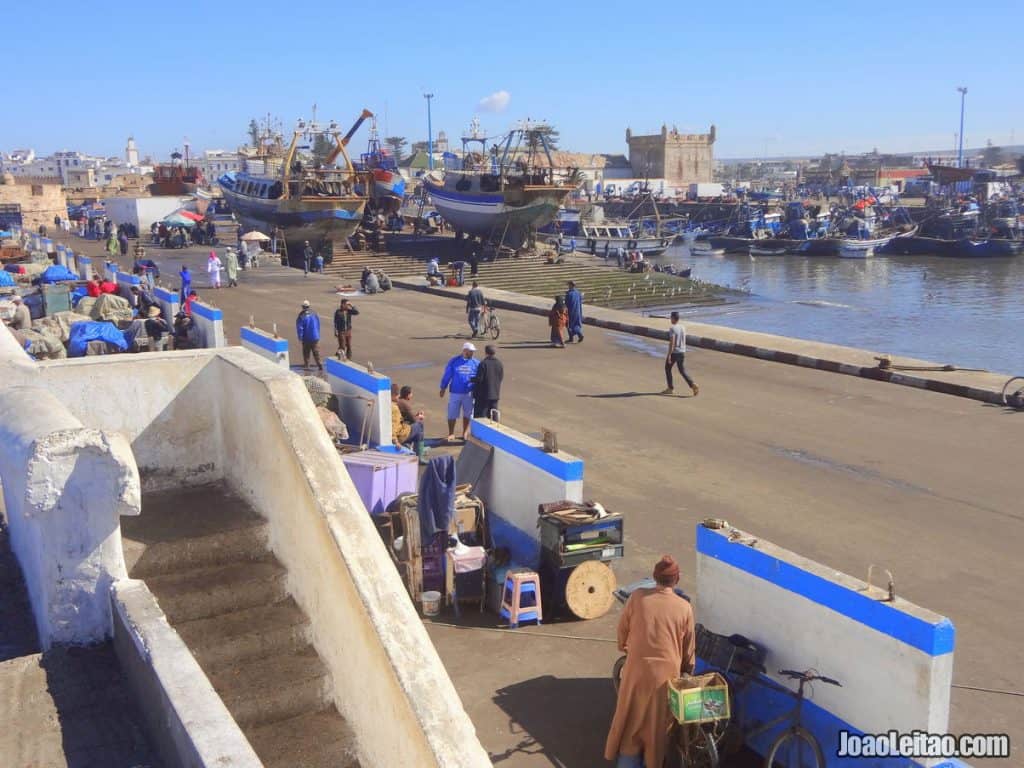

left=423, top=119, right=577, bottom=247
left=355, top=118, right=405, bottom=206
left=218, top=110, right=373, bottom=255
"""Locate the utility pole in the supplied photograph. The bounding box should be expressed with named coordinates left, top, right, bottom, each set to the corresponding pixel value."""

left=424, top=93, right=435, bottom=171
left=956, top=86, right=967, bottom=168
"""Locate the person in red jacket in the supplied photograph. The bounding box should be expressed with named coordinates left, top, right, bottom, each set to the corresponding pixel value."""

left=86, top=276, right=102, bottom=297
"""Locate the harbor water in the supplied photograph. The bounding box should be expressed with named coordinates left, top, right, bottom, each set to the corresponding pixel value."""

left=647, top=245, right=1024, bottom=375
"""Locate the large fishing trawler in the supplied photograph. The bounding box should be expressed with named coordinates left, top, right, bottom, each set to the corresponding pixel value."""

left=422, top=119, right=579, bottom=248
left=218, top=110, right=373, bottom=255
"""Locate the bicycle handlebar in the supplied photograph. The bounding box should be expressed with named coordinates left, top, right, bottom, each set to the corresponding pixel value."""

left=778, top=669, right=842, bottom=686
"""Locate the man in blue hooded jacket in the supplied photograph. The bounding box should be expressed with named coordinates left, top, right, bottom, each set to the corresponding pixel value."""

left=439, top=342, right=479, bottom=441
left=295, top=299, right=323, bottom=372
left=565, top=280, right=584, bottom=343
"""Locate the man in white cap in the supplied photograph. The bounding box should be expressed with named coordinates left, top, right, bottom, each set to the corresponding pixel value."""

left=295, top=299, right=322, bottom=372
left=7, top=295, right=30, bottom=331
left=439, top=342, right=479, bottom=441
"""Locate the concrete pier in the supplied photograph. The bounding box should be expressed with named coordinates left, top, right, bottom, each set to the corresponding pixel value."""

left=52, top=231, right=1024, bottom=765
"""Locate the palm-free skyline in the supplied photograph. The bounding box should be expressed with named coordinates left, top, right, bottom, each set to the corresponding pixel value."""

left=4, top=0, right=1020, bottom=160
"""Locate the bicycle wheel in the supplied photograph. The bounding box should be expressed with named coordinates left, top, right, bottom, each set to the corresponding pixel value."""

left=764, top=726, right=824, bottom=768
left=1002, top=377, right=1024, bottom=409
left=676, top=723, right=719, bottom=768
left=611, top=655, right=626, bottom=694
left=489, top=315, right=501, bottom=340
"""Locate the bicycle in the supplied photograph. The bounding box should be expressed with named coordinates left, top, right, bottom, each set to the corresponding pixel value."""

left=477, top=303, right=500, bottom=340
left=1002, top=376, right=1024, bottom=409
left=745, top=669, right=841, bottom=768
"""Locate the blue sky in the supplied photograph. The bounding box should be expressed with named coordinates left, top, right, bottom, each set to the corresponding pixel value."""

left=4, top=0, right=1021, bottom=160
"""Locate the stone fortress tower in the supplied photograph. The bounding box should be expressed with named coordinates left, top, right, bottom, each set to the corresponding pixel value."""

left=626, top=123, right=716, bottom=187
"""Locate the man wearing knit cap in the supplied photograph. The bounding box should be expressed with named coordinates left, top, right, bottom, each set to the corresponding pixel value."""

left=606, top=555, right=696, bottom=768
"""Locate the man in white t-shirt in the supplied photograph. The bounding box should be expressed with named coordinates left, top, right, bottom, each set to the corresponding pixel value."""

left=662, top=311, right=699, bottom=396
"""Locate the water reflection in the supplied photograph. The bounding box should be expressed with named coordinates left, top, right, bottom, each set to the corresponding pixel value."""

left=642, top=245, right=1024, bottom=373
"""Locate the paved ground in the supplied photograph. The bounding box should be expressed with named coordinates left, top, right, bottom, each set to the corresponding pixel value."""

left=66, top=232, right=1023, bottom=766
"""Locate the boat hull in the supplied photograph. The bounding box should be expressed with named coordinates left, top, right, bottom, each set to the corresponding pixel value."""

left=372, top=169, right=406, bottom=202
left=220, top=186, right=365, bottom=249
left=423, top=178, right=570, bottom=246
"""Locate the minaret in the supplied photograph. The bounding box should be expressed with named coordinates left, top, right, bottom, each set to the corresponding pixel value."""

left=125, top=136, right=139, bottom=166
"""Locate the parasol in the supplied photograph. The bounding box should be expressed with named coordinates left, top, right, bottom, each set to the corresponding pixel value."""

left=240, top=231, right=271, bottom=241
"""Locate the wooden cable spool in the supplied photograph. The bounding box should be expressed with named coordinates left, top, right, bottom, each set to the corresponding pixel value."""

left=564, top=560, right=617, bottom=620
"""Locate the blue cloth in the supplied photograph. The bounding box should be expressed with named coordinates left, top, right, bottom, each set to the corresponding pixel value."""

left=68, top=321, right=128, bottom=357
left=565, top=288, right=584, bottom=329
left=38, top=265, right=77, bottom=284
left=0, top=270, right=14, bottom=287
left=440, top=354, right=479, bottom=395
left=418, top=454, right=455, bottom=539
left=70, top=286, right=88, bottom=306
left=295, top=309, right=321, bottom=342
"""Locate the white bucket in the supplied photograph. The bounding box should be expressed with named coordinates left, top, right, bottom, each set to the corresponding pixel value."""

left=421, top=590, right=441, bottom=617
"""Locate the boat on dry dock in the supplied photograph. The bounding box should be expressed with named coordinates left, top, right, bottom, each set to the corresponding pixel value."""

left=422, top=119, right=578, bottom=247
left=218, top=110, right=373, bottom=256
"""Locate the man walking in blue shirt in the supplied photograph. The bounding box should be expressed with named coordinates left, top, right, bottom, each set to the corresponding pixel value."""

left=439, top=342, right=480, bottom=441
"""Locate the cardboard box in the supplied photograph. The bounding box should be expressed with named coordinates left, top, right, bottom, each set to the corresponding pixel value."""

left=668, top=672, right=730, bottom=724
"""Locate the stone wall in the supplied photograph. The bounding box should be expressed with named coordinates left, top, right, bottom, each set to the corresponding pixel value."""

left=0, top=176, right=67, bottom=231
left=626, top=124, right=716, bottom=187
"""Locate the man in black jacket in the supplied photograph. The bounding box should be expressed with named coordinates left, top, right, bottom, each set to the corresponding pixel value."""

left=473, top=345, right=504, bottom=419
left=333, top=298, right=359, bottom=360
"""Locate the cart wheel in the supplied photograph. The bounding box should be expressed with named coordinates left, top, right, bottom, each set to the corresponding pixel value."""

left=565, top=560, right=617, bottom=620
left=1002, top=377, right=1024, bottom=409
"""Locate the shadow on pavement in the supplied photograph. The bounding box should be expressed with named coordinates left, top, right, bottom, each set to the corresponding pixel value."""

left=491, top=675, right=614, bottom=766
left=577, top=391, right=674, bottom=399
left=0, top=520, right=39, bottom=661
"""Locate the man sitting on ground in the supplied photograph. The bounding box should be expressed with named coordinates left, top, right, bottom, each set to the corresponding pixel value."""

left=391, top=383, right=427, bottom=463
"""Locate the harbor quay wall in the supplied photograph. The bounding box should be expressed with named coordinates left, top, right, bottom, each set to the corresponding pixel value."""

left=461, top=418, right=584, bottom=568
left=393, top=280, right=1009, bottom=405
left=154, top=286, right=180, bottom=322
left=111, top=580, right=261, bottom=768
left=696, top=523, right=960, bottom=768
left=0, top=386, right=139, bottom=649
left=324, top=356, right=392, bottom=447
left=190, top=300, right=226, bottom=348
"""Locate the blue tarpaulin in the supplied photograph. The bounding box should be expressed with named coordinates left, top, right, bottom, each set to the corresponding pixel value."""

left=38, top=265, right=78, bottom=284
left=0, top=271, right=14, bottom=287
left=70, top=286, right=88, bottom=306
left=68, top=321, right=128, bottom=357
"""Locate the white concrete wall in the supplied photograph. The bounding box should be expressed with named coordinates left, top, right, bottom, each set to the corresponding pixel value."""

left=111, top=580, right=262, bottom=768
left=101, top=196, right=187, bottom=233
left=77, top=253, right=94, bottom=280
left=215, top=349, right=490, bottom=767
left=467, top=418, right=584, bottom=567
left=154, top=286, right=180, bottom=322
left=191, top=301, right=226, bottom=348
left=240, top=326, right=289, bottom=368
left=324, top=356, right=391, bottom=446
left=0, top=387, right=140, bottom=648
left=695, top=524, right=955, bottom=767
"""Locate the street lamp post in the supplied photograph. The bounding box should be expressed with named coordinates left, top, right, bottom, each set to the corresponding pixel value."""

left=424, top=92, right=435, bottom=171
left=956, top=86, right=968, bottom=168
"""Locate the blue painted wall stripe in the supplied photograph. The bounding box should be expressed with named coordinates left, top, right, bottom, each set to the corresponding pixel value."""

left=154, top=287, right=178, bottom=302
left=116, top=272, right=141, bottom=285
left=190, top=302, right=223, bottom=321
left=325, top=356, right=391, bottom=392
left=79, top=255, right=92, bottom=263
left=240, top=326, right=288, bottom=353
left=697, top=526, right=955, bottom=656
left=470, top=419, right=584, bottom=482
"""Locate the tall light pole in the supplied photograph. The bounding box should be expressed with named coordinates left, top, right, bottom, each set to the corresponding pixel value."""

left=956, top=86, right=968, bottom=168
left=424, top=92, right=435, bottom=171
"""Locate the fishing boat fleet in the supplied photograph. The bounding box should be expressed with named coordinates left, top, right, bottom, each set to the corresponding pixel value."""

left=688, top=195, right=1022, bottom=260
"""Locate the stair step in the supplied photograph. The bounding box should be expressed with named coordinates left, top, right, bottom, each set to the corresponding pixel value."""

left=145, top=560, right=287, bottom=623
left=208, top=646, right=331, bottom=728
left=129, top=520, right=269, bottom=577
left=175, top=598, right=310, bottom=671
left=247, top=708, right=360, bottom=768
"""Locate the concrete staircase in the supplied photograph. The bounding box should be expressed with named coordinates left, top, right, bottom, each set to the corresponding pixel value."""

left=322, top=236, right=723, bottom=310
left=123, top=484, right=359, bottom=768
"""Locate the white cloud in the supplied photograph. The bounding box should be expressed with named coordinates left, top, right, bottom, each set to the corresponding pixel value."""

left=477, top=90, right=511, bottom=113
